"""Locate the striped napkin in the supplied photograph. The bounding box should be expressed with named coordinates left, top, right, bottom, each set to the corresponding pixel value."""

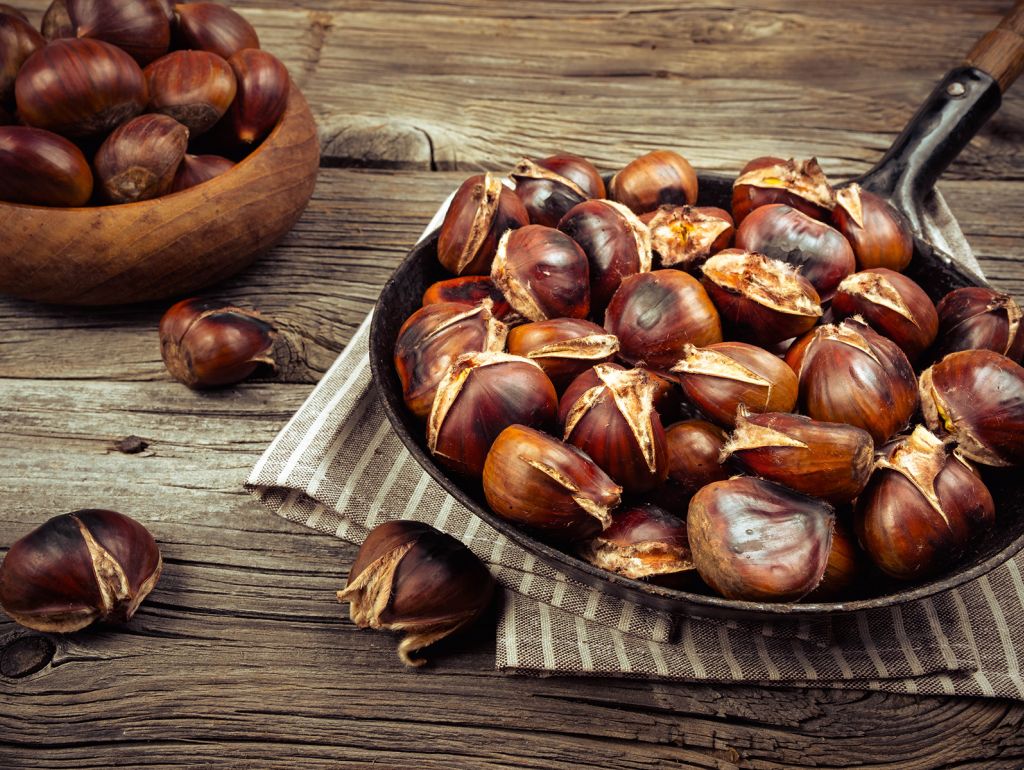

left=246, top=191, right=1024, bottom=699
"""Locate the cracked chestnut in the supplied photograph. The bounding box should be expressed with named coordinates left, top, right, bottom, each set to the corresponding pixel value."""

left=421, top=275, right=520, bottom=324
left=174, top=2, right=260, bottom=60
left=642, top=205, right=734, bottom=271
left=492, top=224, right=590, bottom=321
left=437, top=173, right=530, bottom=276
left=506, top=318, right=619, bottom=392
left=0, top=126, right=94, bottom=206
left=66, top=0, right=171, bottom=65
left=534, top=152, right=605, bottom=199
left=94, top=113, right=188, bottom=203
left=831, top=184, right=914, bottom=272
left=171, top=153, right=234, bottom=192
left=933, top=287, right=1024, bottom=363
left=41, top=0, right=74, bottom=40
left=511, top=158, right=589, bottom=227
left=580, top=503, right=694, bottom=585
left=0, top=12, right=44, bottom=106
left=145, top=50, right=237, bottom=135
left=609, top=149, right=698, bottom=214
left=731, top=156, right=835, bottom=225
left=227, top=48, right=289, bottom=145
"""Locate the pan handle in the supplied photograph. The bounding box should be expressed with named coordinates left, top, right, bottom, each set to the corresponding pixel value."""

left=966, top=0, right=1024, bottom=93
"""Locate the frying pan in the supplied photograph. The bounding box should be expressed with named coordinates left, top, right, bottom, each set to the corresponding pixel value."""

left=369, top=4, right=1024, bottom=619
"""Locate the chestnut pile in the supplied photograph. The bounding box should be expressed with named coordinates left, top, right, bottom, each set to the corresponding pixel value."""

left=394, top=150, right=1024, bottom=603
left=0, top=1, right=289, bottom=207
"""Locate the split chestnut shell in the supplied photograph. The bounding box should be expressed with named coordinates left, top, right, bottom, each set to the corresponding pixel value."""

left=511, top=158, right=589, bottom=227
left=437, top=173, right=529, bottom=276
left=643, top=205, right=734, bottom=270
left=731, top=156, right=835, bottom=225
left=933, top=287, right=1024, bottom=363
left=421, top=275, right=520, bottom=324
left=832, top=184, right=913, bottom=272
left=506, top=318, right=619, bottom=392
left=580, top=503, right=693, bottom=583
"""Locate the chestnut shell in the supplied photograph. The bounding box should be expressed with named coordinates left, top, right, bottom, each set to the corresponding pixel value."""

left=0, top=125, right=93, bottom=207
left=437, top=173, right=529, bottom=276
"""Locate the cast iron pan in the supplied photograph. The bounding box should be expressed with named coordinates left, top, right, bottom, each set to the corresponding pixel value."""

left=369, top=5, right=1024, bottom=620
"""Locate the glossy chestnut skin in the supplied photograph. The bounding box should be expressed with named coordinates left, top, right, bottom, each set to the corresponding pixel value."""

left=145, top=50, right=236, bottom=135
left=428, top=351, right=558, bottom=478
left=94, top=113, right=188, bottom=203
left=855, top=425, right=995, bottom=580
left=0, top=12, right=44, bottom=105
left=701, top=249, right=822, bottom=345
left=437, top=173, right=530, bottom=276
left=41, top=0, right=74, bottom=40
left=394, top=301, right=507, bottom=419
left=604, top=269, right=722, bottom=371
left=511, top=158, right=588, bottom=227
left=16, top=38, right=147, bottom=137
left=170, top=152, right=233, bottom=191
left=66, top=0, right=171, bottom=65
left=807, top=522, right=861, bottom=600
left=0, top=509, right=162, bottom=632
left=786, top=317, right=918, bottom=444
left=831, top=268, right=938, bottom=362
left=580, top=503, right=693, bottom=583
left=506, top=318, right=619, bottom=392
left=647, top=419, right=729, bottom=510
left=421, top=275, right=520, bottom=324
left=642, top=205, right=734, bottom=270
left=491, top=224, right=590, bottom=321
left=609, top=149, right=698, bottom=214
left=337, top=520, right=495, bottom=667
left=174, top=2, right=260, bottom=60
left=731, top=156, right=835, bottom=225
left=226, top=48, right=289, bottom=145
left=160, top=298, right=277, bottom=389
left=832, top=184, right=913, bottom=272
left=933, top=286, right=1024, bottom=363
left=483, top=425, right=622, bottom=541
left=722, top=411, right=874, bottom=503
left=534, top=152, right=605, bottom=199
left=919, top=349, right=1024, bottom=466
left=557, top=198, right=652, bottom=317
left=0, top=126, right=93, bottom=206
left=671, top=341, right=798, bottom=427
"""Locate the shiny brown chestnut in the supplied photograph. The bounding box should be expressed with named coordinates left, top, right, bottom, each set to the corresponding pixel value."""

left=687, top=476, right=835, bottom=602
left=145, top=50, right=236, bottom=135
left=94, top=113, right=188, bottom=203
left=16, top=38, right=147, bottom=137
left=159, top=297, right=277, bottom=389
left=933, top=286, right=1024, bottom=363
left=0, top=12, right=44, bottom=105
left=428, top=351, right=558, bottom=477
left=831, top=268, right=938, bottom=362
left=642, top=205, right=734, bottom=270
left=700, top=249, right=822, bottom=345
left=855, top=425, right=995, bottom=580
left=831, top=184, right=914, bottom=272
left=41, top=0, right=74, bottom=39
left=174, top=2, right=260, bottom=60
left=604, top=269, right=722, bottom=371
left=421, top=275, right=520, bottom=324
left=722, top=410, right=874, bottom=503
left=437, top=173, right=530, bottom=276
left=394, top=301, right=507, bottom=419
left=0, top=126, right=93, bottom=206
left=226, top=48, right=289, bottom=145
left=731, top=156, right=835, bottom=225
left=337, top=520, right=495, bottom=667
left=646, top=419, right=729, bottom=511
left=806, top=522, right=861, bottom=600
left=506, top=318, right=619, bottom=391
left=483, top=425, right=622, bottom=541
left=66, top=0, right=171, bottom=65
left=170, top=152, right=233, bottom=192
left=609, top=149, right=698, bottom=214
left=671, top=341, right=798, bottom=427
left=511, top=158, right=589, bottom=227
left=492, top=224, right=590, bottom=321
left=580, top=503, right=693, bottom=583
left=919, top=349, right=1024, bottom=466
left=0, top=509, right=162, bottom=632
left=534, top=152, right=605, bottom=199
left=786, top=317, right=918, bottom=444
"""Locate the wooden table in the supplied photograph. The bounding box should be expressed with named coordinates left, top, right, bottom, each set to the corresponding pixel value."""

left=3, top=2, right=1024, bottom=767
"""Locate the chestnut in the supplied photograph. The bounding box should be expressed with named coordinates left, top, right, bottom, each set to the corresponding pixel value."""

left=174, top=2, right=260, bottom=60
left=16, top=38, right=147, bottom=137
left=832, top=184, right=914, bottom=272
left=807, top=522, right=861, bottom=600
left=94, top=113, right=188, bottom=203
left=533, top=152, right=605, bottom=199
left=919, top=349, right=1024, bottom=466
left=933, top=286, right=1024, bottom=363
left=41, top=0, right=74, bottom=40
left=0, top=4, right=29, bottom=23
left=609, top=149, right=698, bottom=214
left=511, top=158, right=589, bottom=227
left=731, top=156, right=835, bottom=225
left=337, top=521, right=494, bottom=667
left=160, top=297, right=277, bottom=388
left=579, top=503, right=693, bottom=583
left=831, top=268, right=938, bottom=362
left=722, top=410, right=874, bottom=503
left=688, top=476, right=835, bottom=602
left=646, top=419, right=729, bottom=511
left=224, top=48, right=289, bottom=146
left=0, top=12, right=44, bottom=105
left=483, top=425, right=622, bottom=541
left=171, top=152, right=233, bottom=192
left=491, top=224, right=591, bottom=321
left=66, top=0, right=171, bottom=65
left=556, top=198, right=652, bottom=316
left=506, top=318, right=619, bottom=392
left=671, top=341, right=798, bottom=427
left=604, top=269, right=722, bottom=371
left=421, top=275, right=520, bottom=324
left=700, top=249, right=822, bottom=345
left=0, top=126, right=93, bottom=207
left=855, top=425, right=995, bottom=580
left=643, top=205, right=734, bottom=270
left=145, top=50, right=237, bottom=135
left=561, top=364, right=668, bottom=493
left=437, top=173, right=529, bottom=276
left=394, top=300, right=507, bottom=420
left=0, top=509, right=162, bottom=633
left=786, top=317, right=918, bottom=444
left=427, top=351, right=558, bottom=478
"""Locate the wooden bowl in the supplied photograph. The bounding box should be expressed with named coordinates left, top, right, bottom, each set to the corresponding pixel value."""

left=0, top=82, right=319, bottom=306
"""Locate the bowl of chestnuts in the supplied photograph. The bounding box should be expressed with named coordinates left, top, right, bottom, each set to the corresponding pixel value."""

left=0, top=1, right=319, bottom=305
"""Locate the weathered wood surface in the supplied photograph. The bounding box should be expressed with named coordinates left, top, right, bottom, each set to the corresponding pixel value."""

left=2, top=1, right=1024, bottom=768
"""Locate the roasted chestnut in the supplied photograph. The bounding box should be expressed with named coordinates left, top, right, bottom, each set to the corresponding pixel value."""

left=534, top=152, right=605, bottom=199
left=647, top=419, right=729, bottom=510
left=604, top=269, right=722, bottom=371
left=919, top=349, right=1024, bottom=466
left=394, top=301, right=507, bottom=419
left=831, top=268, right=938, bottom=362
left=933, top=286, right=1024, bottom=363
left=421, top=275, right=520, bottom=324
left=0, top=509, right=162, bottom=632
left=855, top=425, right=995, bottom=579
left=483, top=425, right=621, bottom=541
left=832, top=184, right=914, bottom=272
left=226, top=48, right=288, bottom=145
left=506, top=318, right=619, bottom=391
left=609, top=149, right=698, bottom=214
left=337, top=521, right=495, bottom=667
left=688, top=476, right=835, bottom=602
left=722, top=410, right=874, bottom=503
left=579, top=503, right=693, bottom=583
left=66, top=0, right=171, bottom=65
left=491, top=224, right=591, bottom=321
left=700, top=249, right=822, bottom=345
left=94, top=113, right=188, bottom=203
left=731, top=156, right=835, bottom=225
left=511, top=158, right=589, bottom=227
left=174, top=2, right=260, bottom=60
left=428, top=351, right=558, bottom=477
left=41, top=0, right=74, bottom=40
left=160, top=297, right=277, bottom=388
left=0, top=12, right=44, bottom=105
left=643, top=205, right=734, bottom=270
left=437, top=173, right=529, bottom=276
left=807, top=522, right=861, bottom=600
left=170, top=152, right=233, bottom=191
left=0, top=125, right=93, bottom=206
left=145, top=50, right=237, bottom=135
left=786, top=317, right=918, bottom=444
